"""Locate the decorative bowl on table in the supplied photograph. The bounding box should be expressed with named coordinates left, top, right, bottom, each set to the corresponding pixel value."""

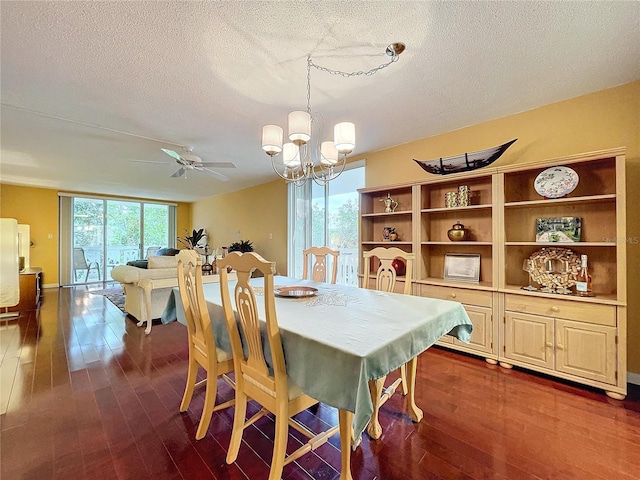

left=275, top=286, right=318, bottom=298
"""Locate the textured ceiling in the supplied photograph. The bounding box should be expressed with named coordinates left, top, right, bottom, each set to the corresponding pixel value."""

left=1, top=1, right=639, bottom=202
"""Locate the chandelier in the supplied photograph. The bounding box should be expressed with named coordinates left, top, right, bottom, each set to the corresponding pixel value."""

left=262, top=42, right=406, bottom=186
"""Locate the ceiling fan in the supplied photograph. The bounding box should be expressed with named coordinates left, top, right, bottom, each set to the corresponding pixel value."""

left=160, top=147, right=236, bottom=181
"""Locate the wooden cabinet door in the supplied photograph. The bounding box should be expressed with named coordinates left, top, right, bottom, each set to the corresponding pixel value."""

left=504, top=311, right=554, bottom=369
left=555, top=319, right=617, bottom=385
left=454, top=305, right=493, bottom=354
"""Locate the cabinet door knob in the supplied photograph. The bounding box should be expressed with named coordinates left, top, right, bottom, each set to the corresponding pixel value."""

left=546, top=342, right=553, bottom=348
left=551, top=306, right=560, bottom=312
left=556, top=344, right=565, bottom=350
left=450, top=293, right=457, bottom=298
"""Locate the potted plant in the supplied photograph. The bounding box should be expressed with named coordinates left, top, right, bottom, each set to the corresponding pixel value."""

left=178, top=228, right=206, bottom=249
left=228, top=239, right=254, bottom=253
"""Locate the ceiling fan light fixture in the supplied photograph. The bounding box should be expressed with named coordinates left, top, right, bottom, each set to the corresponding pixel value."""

left=181, top=152, right=202, bottom=163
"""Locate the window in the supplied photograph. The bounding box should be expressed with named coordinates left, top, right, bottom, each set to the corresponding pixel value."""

left=59, top=194, right=176, bottom=285
left=287, top=161, right=364, bottom=285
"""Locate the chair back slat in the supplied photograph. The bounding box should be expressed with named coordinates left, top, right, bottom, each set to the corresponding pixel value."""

left=177, top=250, right=212, bottom=350
left=302, top=246, right=340, bottom=284
left=220, top=252, right=286, bottom=397
left=363, top=246, right=414, bottom=295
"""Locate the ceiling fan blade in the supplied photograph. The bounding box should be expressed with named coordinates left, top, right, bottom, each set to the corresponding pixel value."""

left=170, top=167, right=185, bottom=178
left=203, top=168, right=230, bottom=182
left=198, top=162, right=237, bottom=169
left=128, top=159, right=168, bottom=164
left=161, top=148, right=184, bottom=162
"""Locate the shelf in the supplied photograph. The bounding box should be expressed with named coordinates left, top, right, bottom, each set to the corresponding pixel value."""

left=361, top=210, right=412, bottom=217
left=421, top=205, right=492, bottom=214
left=500, top=286, right=623, bottom=305
left=505, top=242, right=616, bottom=247
left=416, top=277, right=494, bottom=291
left=423, top=241, right=492, bottom=246
left=362, top=241, right=412, bottom=245
left=504, top=194, right=616, bottom=208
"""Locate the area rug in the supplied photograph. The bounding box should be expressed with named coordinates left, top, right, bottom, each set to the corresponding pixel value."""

left=89, top=287, right=127, bottom=314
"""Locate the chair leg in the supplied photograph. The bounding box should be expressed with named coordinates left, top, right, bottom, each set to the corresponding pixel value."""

left=226, top=390, right=247, bottom=464
left=179, top=356, right=198, bottom=412
left=400, top=363, right=408, bottom=395
left=268, top=404, right=289, bottom=480
left=195, top=365, right=219, bottom=440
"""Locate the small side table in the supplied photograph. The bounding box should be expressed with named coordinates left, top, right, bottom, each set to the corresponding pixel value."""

left=8, top=267, right=42, bottom=312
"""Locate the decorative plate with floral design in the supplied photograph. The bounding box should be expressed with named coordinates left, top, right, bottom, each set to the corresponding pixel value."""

left=534, top=166, right=579, bottom=199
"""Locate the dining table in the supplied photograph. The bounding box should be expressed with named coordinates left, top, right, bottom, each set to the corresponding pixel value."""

left=162, top=275, right=472, bottom=480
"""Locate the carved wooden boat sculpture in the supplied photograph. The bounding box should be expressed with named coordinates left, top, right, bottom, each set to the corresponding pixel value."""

left=414, top=138, right=517, bottom=175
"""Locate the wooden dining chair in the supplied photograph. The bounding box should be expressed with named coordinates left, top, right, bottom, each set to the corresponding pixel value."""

left=302, top=246, right=340, bottom=284
left=177, top=250, right=235, bottom=440
left=362, top=246, right=415, bottom=439
left=219, top=252, right=340, bottom=480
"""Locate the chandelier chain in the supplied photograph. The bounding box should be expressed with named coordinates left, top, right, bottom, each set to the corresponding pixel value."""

left=308, top=53, right=400, bottom=78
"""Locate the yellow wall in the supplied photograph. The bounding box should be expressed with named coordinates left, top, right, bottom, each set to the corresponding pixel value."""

left=0, top=184, right=192, bottom=286
left=192, top=179, right=288, bottom=274
left=194, top=80, right=639, bottom=374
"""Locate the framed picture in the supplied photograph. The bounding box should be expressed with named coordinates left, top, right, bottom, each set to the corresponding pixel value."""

left=536, top=217, right=582, bottom=243
left=444, top=253, right=480, bottom=282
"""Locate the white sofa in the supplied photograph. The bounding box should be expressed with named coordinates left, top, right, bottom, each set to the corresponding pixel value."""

left=110, top=252, right=185, bottom=333
left=111, top=250, right=234, bottom=334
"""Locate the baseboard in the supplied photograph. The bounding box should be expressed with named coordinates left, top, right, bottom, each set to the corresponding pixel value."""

left=628, top=372, right=640, bottom=386
left=43, top=283, right=59, bottom=289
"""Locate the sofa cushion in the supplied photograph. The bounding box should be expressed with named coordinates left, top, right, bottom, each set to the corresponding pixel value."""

left=111, top=265, right=178, bottom=284
left=148, top=255, right=179, bottom=269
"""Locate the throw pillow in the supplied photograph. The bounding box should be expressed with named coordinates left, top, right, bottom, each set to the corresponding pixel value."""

left=155, top=247, right=180, bottom=256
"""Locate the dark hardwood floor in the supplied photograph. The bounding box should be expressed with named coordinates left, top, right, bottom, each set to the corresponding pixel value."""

left=1, top=286, right=639, bottom=480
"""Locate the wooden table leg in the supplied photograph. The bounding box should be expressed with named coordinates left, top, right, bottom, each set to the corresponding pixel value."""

left=366, top=377, right=385, bottom=439
left=338, top=409, right=354, bottom=480
left=406, top=356, right=423, bottom=422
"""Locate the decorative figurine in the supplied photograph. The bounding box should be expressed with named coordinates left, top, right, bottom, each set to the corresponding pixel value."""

left=380, top=193, right=398, bottom=213
left=201, top=244, right=214, bottom=275
left=383, top=226, right=397, bottom=241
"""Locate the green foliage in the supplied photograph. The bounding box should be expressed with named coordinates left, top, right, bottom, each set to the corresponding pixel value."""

left=310, top=197, right=359, bottom=249
left=178, top=228, right=206, bottom=249
left=330, top=198, right=359, bottom=248
left=228, top=239, right=254, bottom=253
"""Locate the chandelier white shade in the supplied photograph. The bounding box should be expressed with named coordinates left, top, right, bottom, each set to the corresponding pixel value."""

left=263, top=43, right=405, bottom=187
left=262, top=125, right=283, bottom=156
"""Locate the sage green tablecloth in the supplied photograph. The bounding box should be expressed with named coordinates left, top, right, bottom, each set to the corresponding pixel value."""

left=162, top=276, right=472, bottom=444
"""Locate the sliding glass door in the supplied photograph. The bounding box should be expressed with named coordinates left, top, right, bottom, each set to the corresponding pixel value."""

left=288, top=161, right=364, bottom=285
left=59, top=194, right=176, bottom=285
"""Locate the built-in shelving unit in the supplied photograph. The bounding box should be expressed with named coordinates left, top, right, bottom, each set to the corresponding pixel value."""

left=358, top=147, right=627, bottom=398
